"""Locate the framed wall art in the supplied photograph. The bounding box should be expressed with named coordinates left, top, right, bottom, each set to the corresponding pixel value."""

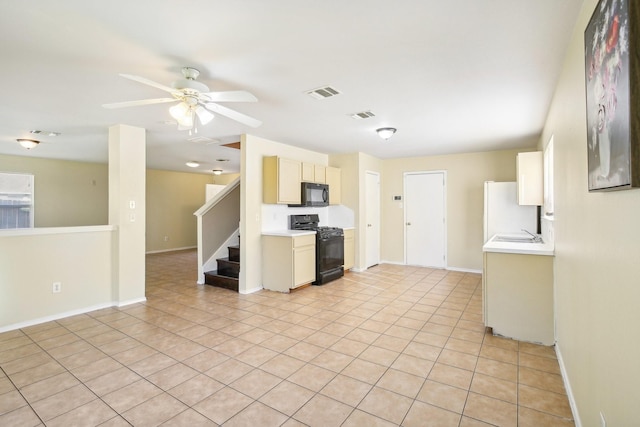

left=584, top=0, right=639, bottom=191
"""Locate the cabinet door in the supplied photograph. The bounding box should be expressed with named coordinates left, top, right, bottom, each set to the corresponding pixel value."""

left=517, top=152, right=543, bottom=206
left=293, top=244, right=316, bottom=286
left=314, top=165, right=326, bottom=184
left=278, top=157, right=301, bottom=204
left=302, top=162, right=314, bottom=182
left=343, top=229, right=355, bottom=270
left=325, top=167, right=341, bottom=205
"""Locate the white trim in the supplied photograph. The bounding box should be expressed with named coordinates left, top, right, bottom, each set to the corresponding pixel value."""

left=117, top=297, right=147, bottom=308
left=447, top=266, right=482, bottom=274
left=145, top=246, right=196, bottom=254
left=555, top=344, right=582, bottom=427
left=0, top=225, right=117, bottom=237
left=0, top=302, right=114, bottom=333
left=240, top=286, right=263, bottom=295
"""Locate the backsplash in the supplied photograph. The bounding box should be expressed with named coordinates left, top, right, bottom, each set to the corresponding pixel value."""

left=261, top=204, right=354, bottom=231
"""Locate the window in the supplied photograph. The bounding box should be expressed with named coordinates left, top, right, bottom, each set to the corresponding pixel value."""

left=0, top=172, right=34, bottom=229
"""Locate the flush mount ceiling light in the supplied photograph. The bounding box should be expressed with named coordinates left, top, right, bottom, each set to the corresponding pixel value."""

left=17, top=138, right=40, bottom=149
left=212, top=169, right=223, bottom=175
left=185, top=161, right=200, bottom=168
left=376, top=127, right=397, bottom=140
left=30, top=130, right=61, bottom=137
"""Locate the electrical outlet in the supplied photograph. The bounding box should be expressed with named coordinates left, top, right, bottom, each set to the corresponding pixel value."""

left=52, top=282, right=61, bottom=293
left=600, top=412, right=606, bottom=427
left=164, top=236, right=169, bottom=242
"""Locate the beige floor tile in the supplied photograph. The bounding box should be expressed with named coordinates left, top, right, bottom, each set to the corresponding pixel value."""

left=518, top=406, right=574, bottom=426
left=225, top=401, right=289, bottom=427
left=129, top=352, right=177, bottom=377
left=416, top=379, right=468, bottom=414
left=311, top=349, right=354, bottom=372
left=46, top=398, right=117, bottom=427
left=402, top=341, right=442, bottom=361
left=229, top=369, right=281, bottom=399
left=475, top=357, right=518, bottom=382
left=479, top=344, right=518, bottom=364
left=412, top=331, right=449, bottom=347
left=0, top=390, right=27, bottom=415
left=102, top=379, right=163, bottom=413
left=329, top=338, right=369, bottom=357
left=294, top=394, right=354, bottom=427
left=403, top=401, right=462, bottom=427
left=519, top=341, right=557, bottom=359
left=437, top=348, right=478, bottom=371
left=147, top=362, right=199, bottom=390
left=463, top=392, right=517, bottom=427
left=390, top=353, right=434, bottom=378
left=260, top=353, right=306, bottom=378
left=0, top=342, right=42, bottom=364
left=320, top=374, right=372, bottom=407
left=359, top=345, right=399, bottom=367
left=9, top=360, right=67, bottom=388
left=85, top=366, right=142, bottom=397
left=183, top=349, right=229, bottom=372
left=193, top=386, right=253, bottom=425
left=71, top=356, right=123, bottom=382
left=30, top=384, right=96, bottom=421
left=357, top=386, right=412, bottom=424
left=259, top=380, right=315, bottom=416
left=376, top=368, right=424, bottom=398
left=518, top=384, right=573, bottom=419
left=0, top=405, right=42, bottom=427
left=20, top=371, right=80, bottom=403
left=459, top=416, right=496, bottom=426
left=483, top=334, right=519, bottom=351
left=122, top=392, right=188, bottom=427
left=234, top=345, right=278, bottom=367
left=284, top=341, right=325, bottom=362
left=519, top=352, right=562, bottom=375
left=518, top=366, right=566, bottom=394
left=204, top=358, right=253, bottom=384
left=341, top=359, right=387, bottom=384
left=259, top=334, right=299, bottom=353
left=470, top=372, right=517, bottom=404
left=159, top=408, right=218, bottom=426
left=342, top=409, right=397, bottom=426
left=428, top=362, right=473, bottom=390
left=288, top=363, right=336, bottom=392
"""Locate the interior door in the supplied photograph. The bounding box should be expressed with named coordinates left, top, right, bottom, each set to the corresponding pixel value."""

left=365, top=171, right=380, bottom=268
left=405, top=172, right=446, bottom=268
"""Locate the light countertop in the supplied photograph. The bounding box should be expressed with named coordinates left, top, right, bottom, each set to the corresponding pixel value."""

left=483, top=234, right=554, bottom=256
left=262, top=230, right=316, bottom=237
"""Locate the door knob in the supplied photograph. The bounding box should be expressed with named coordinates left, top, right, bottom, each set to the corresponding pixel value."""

left=406, top=222, right=411, bottom=226
left=367, top=224, right=372, bottom=227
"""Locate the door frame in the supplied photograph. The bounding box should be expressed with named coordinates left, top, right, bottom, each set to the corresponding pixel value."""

left=365, top=170, right=381, bottom=269
left=403, top=170, right=447, bottom=268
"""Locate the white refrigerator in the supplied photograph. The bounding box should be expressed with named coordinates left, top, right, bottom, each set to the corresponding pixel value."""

left=483, top=181, right=537, bottom=243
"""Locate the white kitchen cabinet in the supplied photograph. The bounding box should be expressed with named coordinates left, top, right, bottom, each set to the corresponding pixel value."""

left=483, top=251, right=554, bottom=344
left=263, top=156, right=301, bottom=205
left=516, top=151, right=543, bottom=206
left=343, top=228, right=355, bottom=270
left=325, top=166, right=341, bottom=205
left=262, top=233, right=316, bottom=292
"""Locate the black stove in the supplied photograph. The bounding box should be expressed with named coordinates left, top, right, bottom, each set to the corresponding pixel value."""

left=290, top=214, right=344, bottom=285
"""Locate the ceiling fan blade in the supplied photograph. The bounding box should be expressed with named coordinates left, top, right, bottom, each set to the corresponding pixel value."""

left=119, top=73, right=178, bottom=94
left=203, top=103, right=262, bottom=128
left=201, top=90, right=258, bottom=103
left=102, top=98, right=176, bottom=109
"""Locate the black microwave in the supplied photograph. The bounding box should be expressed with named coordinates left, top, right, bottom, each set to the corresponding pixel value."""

left=289, top=182, right=329, bottom=207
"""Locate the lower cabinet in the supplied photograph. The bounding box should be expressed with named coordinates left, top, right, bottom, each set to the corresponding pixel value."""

left=262, top=234, right=316, bottom=292
left=343, top=228, right=355, bottom=270
left=483, top=252, right=554, bottom=345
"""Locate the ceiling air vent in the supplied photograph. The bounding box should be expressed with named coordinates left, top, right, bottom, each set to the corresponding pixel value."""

left=306, top=86, right=341, bottom=100
left=187, top=136, right=219, bottom=145
left=350, top=111, right=376, bottom=120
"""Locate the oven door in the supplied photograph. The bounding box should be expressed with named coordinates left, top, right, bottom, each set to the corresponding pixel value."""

left=317, top=235, right=344, bottom=272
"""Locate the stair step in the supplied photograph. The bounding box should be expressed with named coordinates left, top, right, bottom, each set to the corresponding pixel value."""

left=228, top=245, right=240, bottom=262
left=217, top=258, right=239, bottom=278
left=204, top=271, right=239, bottom=292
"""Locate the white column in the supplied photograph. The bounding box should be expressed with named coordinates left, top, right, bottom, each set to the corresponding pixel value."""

left=108, top=124, right=146, bottom=305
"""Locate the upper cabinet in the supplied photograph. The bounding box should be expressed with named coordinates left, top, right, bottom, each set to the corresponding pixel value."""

left=263, top=156, right=301, bottom=205
left=301, top=162, right=315, bottom=182
left=314, top=165, right=326, bottom=184
left=516, top=151, right=543, bottom=206
left=325, top=166, right=341, bottom=205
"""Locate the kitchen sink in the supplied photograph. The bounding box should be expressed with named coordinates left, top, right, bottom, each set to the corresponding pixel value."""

left=492, top=235, right=543, bottom=244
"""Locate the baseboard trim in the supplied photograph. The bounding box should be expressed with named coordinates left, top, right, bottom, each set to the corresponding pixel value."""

left=555, top=344, right=582, bottom=427
left=117, top=297, right=147, bottom=308
left=145, top=246, right=196, bottom=254
left=447, top=266, right=482, bottom=274
left=241, top=286, right=263, bottom=295
left=0, top=302, right=114, bottom=333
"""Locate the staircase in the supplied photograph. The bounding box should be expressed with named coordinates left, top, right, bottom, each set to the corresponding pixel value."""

left=204, top=244, right=239, bottom=292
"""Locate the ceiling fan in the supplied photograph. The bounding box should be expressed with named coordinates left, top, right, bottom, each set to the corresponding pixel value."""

left=102, top=67, right=262, bottom=130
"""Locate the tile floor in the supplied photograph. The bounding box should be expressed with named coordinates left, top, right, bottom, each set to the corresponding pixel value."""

left=0, top=249, right=575, bottom=426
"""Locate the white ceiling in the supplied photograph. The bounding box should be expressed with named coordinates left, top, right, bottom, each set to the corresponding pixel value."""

left=0, top=0, right=583, bottom=174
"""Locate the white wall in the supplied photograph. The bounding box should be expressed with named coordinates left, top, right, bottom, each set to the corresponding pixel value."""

left=540, top=0, right=640, bottom=424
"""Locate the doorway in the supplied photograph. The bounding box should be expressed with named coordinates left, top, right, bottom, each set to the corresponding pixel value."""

left=404, top=171, right=446, bottom=268
left=365, top=171, right=380, bottom=269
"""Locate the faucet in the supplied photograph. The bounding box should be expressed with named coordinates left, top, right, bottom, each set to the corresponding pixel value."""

left=522, top=229, right=543, bottom=243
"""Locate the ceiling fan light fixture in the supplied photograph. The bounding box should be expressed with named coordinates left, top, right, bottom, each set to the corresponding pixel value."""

left=212, top=169, right=223, bottom=175
left=169, top=102, right=189, bottom=121
left=17, top=138, right=40, bottom=149
left=376, top=127, right=397, bottom=140
left=195, top=106, right=214, bottom=125
left=186, top=161, right=200, bottom=168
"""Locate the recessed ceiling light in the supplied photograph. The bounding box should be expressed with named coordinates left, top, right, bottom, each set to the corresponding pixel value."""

left=215, top=158, right=230, bottom=162
left=212, top=169, right=223, bottom=175
left=186, top=161, right=200, bottom=168
left=30, top=130, right=60, bottom=137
